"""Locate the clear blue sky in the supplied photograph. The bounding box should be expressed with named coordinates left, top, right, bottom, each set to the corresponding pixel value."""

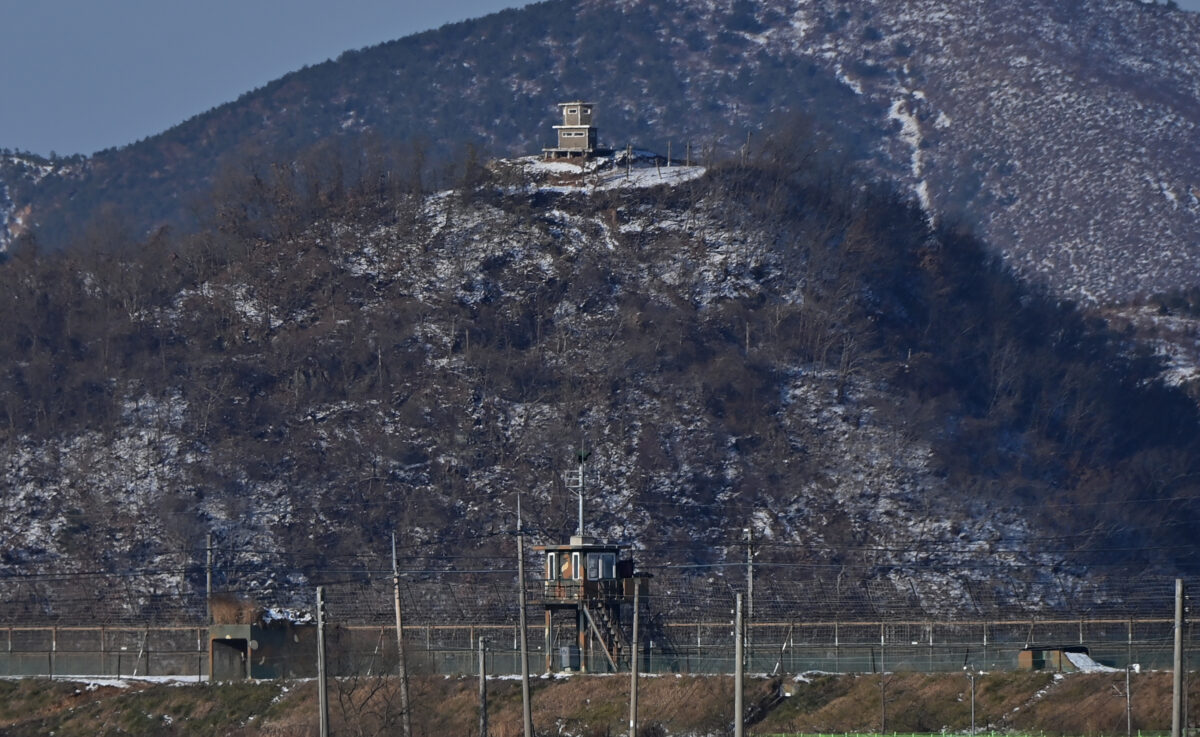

left=0, top=1, right=524, bottom=157
left=1, top=0, right=1197, bottom=157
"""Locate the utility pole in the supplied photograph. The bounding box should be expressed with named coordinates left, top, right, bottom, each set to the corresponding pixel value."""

left=964, top=668, right=976, bottom=736
left=880, top=624, right=888, bottom=733
left=205, top=533, right=213, bottom=625
left=1173, top=578, right=1184, bottom=737
left=479, top=638, right=488, bottom=737
left=517, top=496, right=534, bottom=737
left=745, top=526, right=753, bottom=666
left=629, top=582, right=640, bottom=737
left=316, top=586, right=330, bottom=737
left=392, top=532, right=413, bottom=737
left=735, top=593, right=744, bottom=737
left=1126, top=665, right=1132, bottom=737
left=566, top=446, right=590, bottom=537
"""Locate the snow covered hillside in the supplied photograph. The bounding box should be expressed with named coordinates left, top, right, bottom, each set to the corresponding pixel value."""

left=2, top=154, right=1196, bottom=621
left=4, top=0, right=1199, bottom=304
left=752, top=0, right=1200, bottom=301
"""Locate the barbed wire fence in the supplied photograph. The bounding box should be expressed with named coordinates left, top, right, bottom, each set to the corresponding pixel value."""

left=1, top=535, right=1197, bottom=678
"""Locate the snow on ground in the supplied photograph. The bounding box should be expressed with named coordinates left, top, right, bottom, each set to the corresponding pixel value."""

left=512, top=154, right=706, bottom=194
left=262, top=606, right=314, bottom=625
left=1065, top=651, right=1119, bottom=673
left=0, top=675, right=210, bottom=687
left=887, top=95, right=931, bottom=211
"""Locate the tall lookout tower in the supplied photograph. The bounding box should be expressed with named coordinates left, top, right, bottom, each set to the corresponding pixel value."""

left=543, top=101, right=599, bottom=159
left=534, top=534, right=646, bottom=673
left=533, top=456, right=647, bottom=672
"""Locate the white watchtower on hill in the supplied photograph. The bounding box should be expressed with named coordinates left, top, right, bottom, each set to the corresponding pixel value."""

left=543, top=101, right=598, bottom=159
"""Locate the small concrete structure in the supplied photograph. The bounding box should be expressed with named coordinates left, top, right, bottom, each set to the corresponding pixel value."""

left=209, top=622, right=317, bottom=680
left=1018, top=645, right=1090, bottom=672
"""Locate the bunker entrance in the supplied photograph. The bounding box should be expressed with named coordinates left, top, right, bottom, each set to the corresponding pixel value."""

left=211, top=638, right=249, bottom=680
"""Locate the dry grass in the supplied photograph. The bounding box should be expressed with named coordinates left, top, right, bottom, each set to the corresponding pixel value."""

left=209, top=593, right=263, bottom=625
left=1, top=670, right=1195, bottom=736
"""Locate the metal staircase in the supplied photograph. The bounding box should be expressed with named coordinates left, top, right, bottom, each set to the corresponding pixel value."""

left=582, top=601, right=628, bottom=671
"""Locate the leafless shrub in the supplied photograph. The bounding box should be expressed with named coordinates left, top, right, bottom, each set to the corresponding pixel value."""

left=210, top=593, right=263, bottom=624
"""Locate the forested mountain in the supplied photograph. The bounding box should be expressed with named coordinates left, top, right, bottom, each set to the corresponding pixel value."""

left=3, top=0, right=1200, bottom=301
left=3, top=0, right=1200, bottom=621
left=2, top=145, right=1198, bottom=619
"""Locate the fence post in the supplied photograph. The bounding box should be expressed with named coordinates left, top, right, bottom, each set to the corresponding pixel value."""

left=50, top=627, right=56, bottom=680
left=983, top=622, right=989, bottom=670
left=880, top=622, right=886, bottom=674
left=834, top=621, right=840, bottom=673
left=1128, top=617, right=1134, bottom=668
left=928, top=621, right=933, bottom=672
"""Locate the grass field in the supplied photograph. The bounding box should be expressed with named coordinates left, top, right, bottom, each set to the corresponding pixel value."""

left=0, top=671, right=1192, bottom=736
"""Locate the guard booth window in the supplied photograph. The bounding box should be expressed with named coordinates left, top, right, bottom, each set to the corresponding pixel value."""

left=571, top=552, right=582, bottom=580
left=586, top=553, right=616, bottom=580
left=547, top=552, right=558, bottom=580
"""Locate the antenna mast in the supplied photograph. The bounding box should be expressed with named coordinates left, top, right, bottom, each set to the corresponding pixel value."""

left=565, top=445, right=590, bottom=536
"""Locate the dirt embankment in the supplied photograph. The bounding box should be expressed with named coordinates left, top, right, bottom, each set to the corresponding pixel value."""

left=0, top=670, right=1193, bottom=736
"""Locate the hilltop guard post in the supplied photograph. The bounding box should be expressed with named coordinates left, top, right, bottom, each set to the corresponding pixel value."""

left=543, top=101, right=599, bottom=159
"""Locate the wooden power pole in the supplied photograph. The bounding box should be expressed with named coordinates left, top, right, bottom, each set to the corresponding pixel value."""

left=517, top=497, right=534, bottom=737
left=205, top=533, right=213, bottom=625
left=392, top=532, right=413, bottom=737
left=1173, top=578, right=1184, bottom=737
left=479, top=638, right=488, bottom=737
left=316, top=586, right=330, bottom=737
left=629, top=583, right=640, bottom=737
left=735, top=593, right=744, bottom=737
left=746, top=526, right=753, bottom=662
left=1126, top=665, right=1132, bottom=737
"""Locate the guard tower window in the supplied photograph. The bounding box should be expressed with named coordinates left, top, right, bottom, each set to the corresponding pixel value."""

left=546, top=552, right=558, bottom=580
left=567, top=108, right=578, bottom=114
left=586, top=552, right=616, bottom=580
left=571, top=552, right=582, bottom=580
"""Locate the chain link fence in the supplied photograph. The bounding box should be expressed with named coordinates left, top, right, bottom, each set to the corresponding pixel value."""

left=2, top=554, right=1197, bottom=679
